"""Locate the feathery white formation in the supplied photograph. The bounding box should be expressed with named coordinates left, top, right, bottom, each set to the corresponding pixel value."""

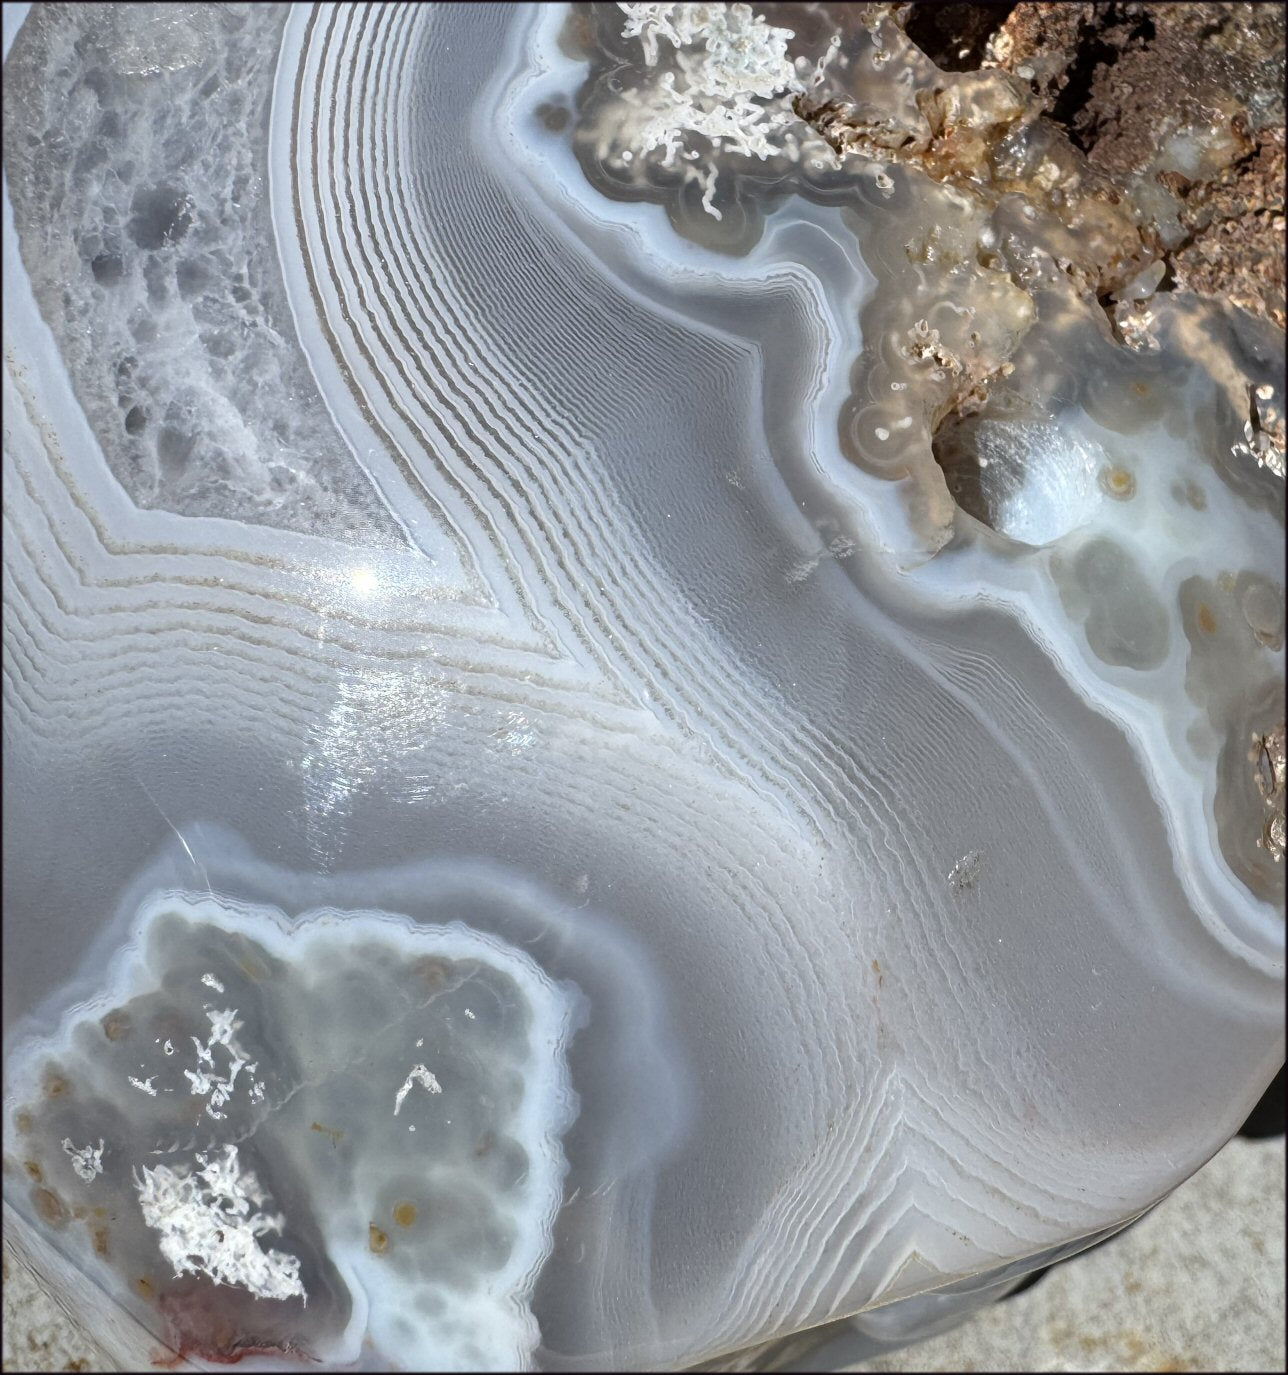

left=61, top=1138, right=106, bottom=1184
left=393, top=1064, right=442, bottom=1115
left=181, top=1004, right=266, bottom=1120
left=610, top=2, right=833, bottom=214
left=134, top=1145, right=306, bottom=1303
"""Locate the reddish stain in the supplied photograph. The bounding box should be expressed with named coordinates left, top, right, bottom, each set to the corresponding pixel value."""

left=156, top=1289, right=308, bottom=1367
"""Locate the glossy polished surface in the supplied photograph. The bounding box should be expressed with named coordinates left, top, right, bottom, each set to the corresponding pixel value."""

left=2, top=4, right=1283, bottom=1370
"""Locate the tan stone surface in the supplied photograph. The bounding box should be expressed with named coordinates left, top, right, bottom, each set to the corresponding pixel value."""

left=854, top=1136, right=1286, bottom=1373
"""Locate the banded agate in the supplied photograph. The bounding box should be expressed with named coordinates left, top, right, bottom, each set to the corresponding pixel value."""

left=2, top=3, right=1282, bottom=1371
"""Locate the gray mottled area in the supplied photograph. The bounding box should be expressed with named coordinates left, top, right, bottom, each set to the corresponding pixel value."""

left=2, top=2, right=403, bottom=545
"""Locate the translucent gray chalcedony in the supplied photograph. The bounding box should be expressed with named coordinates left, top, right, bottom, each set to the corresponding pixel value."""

left=1, top=3, right=1282, bottom=1371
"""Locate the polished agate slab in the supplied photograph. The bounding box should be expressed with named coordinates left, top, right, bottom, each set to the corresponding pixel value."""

left=2, top=3, right=1283, bottom=1371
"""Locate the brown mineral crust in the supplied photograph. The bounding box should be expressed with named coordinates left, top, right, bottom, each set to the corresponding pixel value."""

left=1165, top=125, right=1287, bottom=331
left=797, top=39, right=1153, bottom=297
left=1069, top=4, right=1282, bottom=177
left=903, top=1, right=1026, bottom=73
left=984, top=2, right=1098, bottom=109
left=979, top=2, right=1287, bottom=329
left=985, top=4, right=1285, bottom=156
left=797, top=2, right=1286, bottom=533
left=1254, top=720, right=1287, bottom=862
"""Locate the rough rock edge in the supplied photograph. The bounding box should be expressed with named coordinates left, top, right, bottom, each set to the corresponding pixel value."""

left=979, top=2, right=1286, bottom=333
left=792, top=2, right=1286, bottom=485
left=1253, top=721, right=1287, bottom=864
